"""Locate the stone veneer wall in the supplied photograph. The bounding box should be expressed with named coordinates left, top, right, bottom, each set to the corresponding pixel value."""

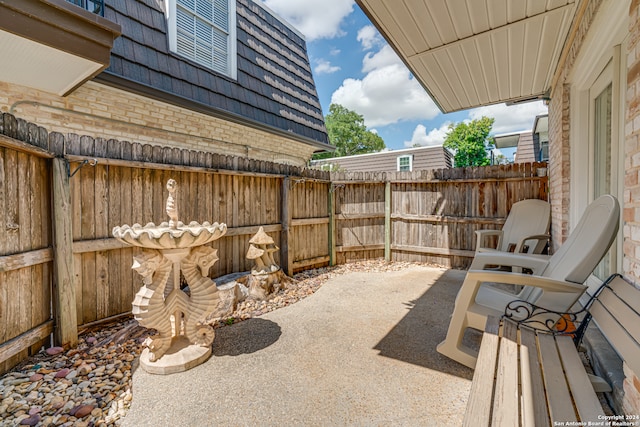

left=0, top=80, right=318, bottom=166
left=623, top=0, right=640, bottom=415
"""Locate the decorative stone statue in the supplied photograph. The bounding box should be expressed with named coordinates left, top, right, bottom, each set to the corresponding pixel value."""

left=239, top=227, right=289, bottom=300
left=166, top=179, right=179, bottom=229
left=113, top=179, right=227, bottom=374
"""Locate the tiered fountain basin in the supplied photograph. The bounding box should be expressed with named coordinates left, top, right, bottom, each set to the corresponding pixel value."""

left=113, top=218, right=227, bottom=375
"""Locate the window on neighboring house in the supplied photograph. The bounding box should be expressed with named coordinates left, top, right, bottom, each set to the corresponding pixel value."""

left=397, top=155, right=412, bottom=172
left=168, top=0, right=237, bottom=78
left=539, top=140, right=549, bottom=161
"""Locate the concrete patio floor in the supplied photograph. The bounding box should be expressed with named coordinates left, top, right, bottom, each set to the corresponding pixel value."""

left=122, top=265, right=475, bottom=426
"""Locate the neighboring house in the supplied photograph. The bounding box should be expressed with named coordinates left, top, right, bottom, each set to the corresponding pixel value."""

left=311, top=145, right=452, bottom=173
left=533, top=114, right=549, bottom=162
left=493, top=131, right=538, bottom=164
left=357, top=0, right=639, bottom=414
left=493, top=115, right=549, bottom=164
left=0, top=0, right=330, bottom=166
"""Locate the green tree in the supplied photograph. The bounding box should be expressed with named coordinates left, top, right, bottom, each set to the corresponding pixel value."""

left=313, top=104, right=385, bottom=160
left=443, top=116, right=495, bottom=167
left=492, top=152, right=510, bottom=165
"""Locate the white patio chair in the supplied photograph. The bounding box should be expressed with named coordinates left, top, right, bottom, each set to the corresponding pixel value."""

left=437, top=194, right=620, bottom=368
left=475, top=198, right=550, bottom=255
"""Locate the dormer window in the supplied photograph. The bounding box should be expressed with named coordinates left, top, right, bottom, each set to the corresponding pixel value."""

left=168, top=0, right=237, bottom=78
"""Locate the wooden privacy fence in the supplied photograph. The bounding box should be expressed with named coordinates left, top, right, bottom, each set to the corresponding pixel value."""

left=330, top=164, right=548, bottom=268
left=0, top=112, right=547, bottom=373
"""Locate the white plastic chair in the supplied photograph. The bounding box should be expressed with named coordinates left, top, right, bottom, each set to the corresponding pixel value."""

left=475, top=199, right=550, bottom=254
left=437, top=194, right=620, bottom=368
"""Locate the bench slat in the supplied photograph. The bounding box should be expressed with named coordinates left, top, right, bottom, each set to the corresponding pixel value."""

left=608, top=276, right=640, bottom=312
left=596, top=287, right=640, bottom=344
left=464, top=317, right=501, bottom=427
left=556, top=335, right=605, bottom=421
left=520, top=327, right=550, bottom=427
left=491, top=321, right=519, bottom=427
left=590, top=299, right=640, bottom=378
left=537, top=333, right=577, bottom=422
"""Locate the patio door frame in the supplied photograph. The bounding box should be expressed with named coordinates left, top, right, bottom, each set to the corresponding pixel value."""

left=568, top=0, right=628, bottom=280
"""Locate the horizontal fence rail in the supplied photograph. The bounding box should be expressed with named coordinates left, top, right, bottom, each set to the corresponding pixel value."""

left=0, top=112, right=547, bottom=373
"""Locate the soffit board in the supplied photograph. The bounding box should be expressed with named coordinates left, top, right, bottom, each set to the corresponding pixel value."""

left=357, top=0, right=576, bottom=113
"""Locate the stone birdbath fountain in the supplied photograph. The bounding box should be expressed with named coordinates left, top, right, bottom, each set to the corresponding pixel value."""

left=112, top=179, right=227, bottom=374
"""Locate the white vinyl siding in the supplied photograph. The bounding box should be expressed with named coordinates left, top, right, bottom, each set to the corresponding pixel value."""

left=169, top=0, right=236, bottom=78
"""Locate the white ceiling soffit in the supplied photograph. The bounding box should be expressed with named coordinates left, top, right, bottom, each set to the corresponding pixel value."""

left=357, top=0, right=577, bottom=113
left=0, top=29, right=103, bottom=96
left=493, top=133, right=521, bottom=149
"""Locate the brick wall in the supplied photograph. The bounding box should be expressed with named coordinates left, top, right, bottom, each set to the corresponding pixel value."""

left=625, top=0, right=640, bottom=285
left=624, top=0, right=640, bottom=414
left=623, top=362, right=640, bottom=416
left=0, top=81, right=319, bottom=166
left=548, top=0, right=640, bottom=415
left=548, top=0, right=604, bottom=252
left=547, top=84, right=570, bottom=251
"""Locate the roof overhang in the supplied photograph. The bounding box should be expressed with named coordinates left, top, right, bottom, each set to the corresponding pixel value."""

left=533, top=114, right=549, bottom=134
left=356, top=0, right=577, bottom=113
left=0, top=0, right=121, bottom=96
left=493, top=133, right=521, bottom=149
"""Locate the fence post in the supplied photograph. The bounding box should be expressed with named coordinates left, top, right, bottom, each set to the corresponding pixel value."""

left=52, top=158, right=78, bottom=348
left=385, top=180, right=391, bottom=261
left=329, top=183, right=336, bottom=266
left=281, top=176, right=293, bottom=275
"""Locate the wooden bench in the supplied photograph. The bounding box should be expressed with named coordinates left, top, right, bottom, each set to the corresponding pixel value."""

left=463, top=274, right=640, bottom=426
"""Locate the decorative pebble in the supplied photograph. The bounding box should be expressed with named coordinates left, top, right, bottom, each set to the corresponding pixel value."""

left=70, top=404, right=95, bottom=418
left=28, top=374, right=43, bottom=382
left=54, top=368, right=70, bottom=378
left=45, top=347, right=64, bottom=356
left=19, top=414, right=40, bottom=425
left=78, top=364, right=92, bottom=376
left=50, top=396, right=65, bottom=409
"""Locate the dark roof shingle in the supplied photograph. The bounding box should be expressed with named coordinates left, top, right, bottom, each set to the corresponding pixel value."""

left=102, top=0, right=329, bottom=146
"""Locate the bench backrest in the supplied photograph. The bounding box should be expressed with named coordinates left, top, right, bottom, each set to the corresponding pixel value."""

left=585, top=275, right=640, bottom=376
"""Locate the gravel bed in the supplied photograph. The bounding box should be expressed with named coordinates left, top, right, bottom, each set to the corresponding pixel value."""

left=0, top=260, right=424, bottom=426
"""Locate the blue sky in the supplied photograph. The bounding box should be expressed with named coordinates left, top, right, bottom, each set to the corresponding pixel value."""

left=261, top=0, right=548, bottom=157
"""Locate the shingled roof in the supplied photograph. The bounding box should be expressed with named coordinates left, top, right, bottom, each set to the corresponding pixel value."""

left=98, top=0, right=329, bottom=148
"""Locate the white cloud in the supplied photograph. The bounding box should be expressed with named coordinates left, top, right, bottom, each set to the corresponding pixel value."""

left=262, top=0, right=354, bottom=41
left=329, top=47, right=341, bottom=56
left=331, top=63, right=440, bottom=127
left=468, top=101, right=548, bottom=134
left=357, top=25, right=382, bottom=49
left=404, top=123, right=451, bottom=147
left=314, top=59, right=341, bottom=75
left=362, top=44, right=399, bottom=73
